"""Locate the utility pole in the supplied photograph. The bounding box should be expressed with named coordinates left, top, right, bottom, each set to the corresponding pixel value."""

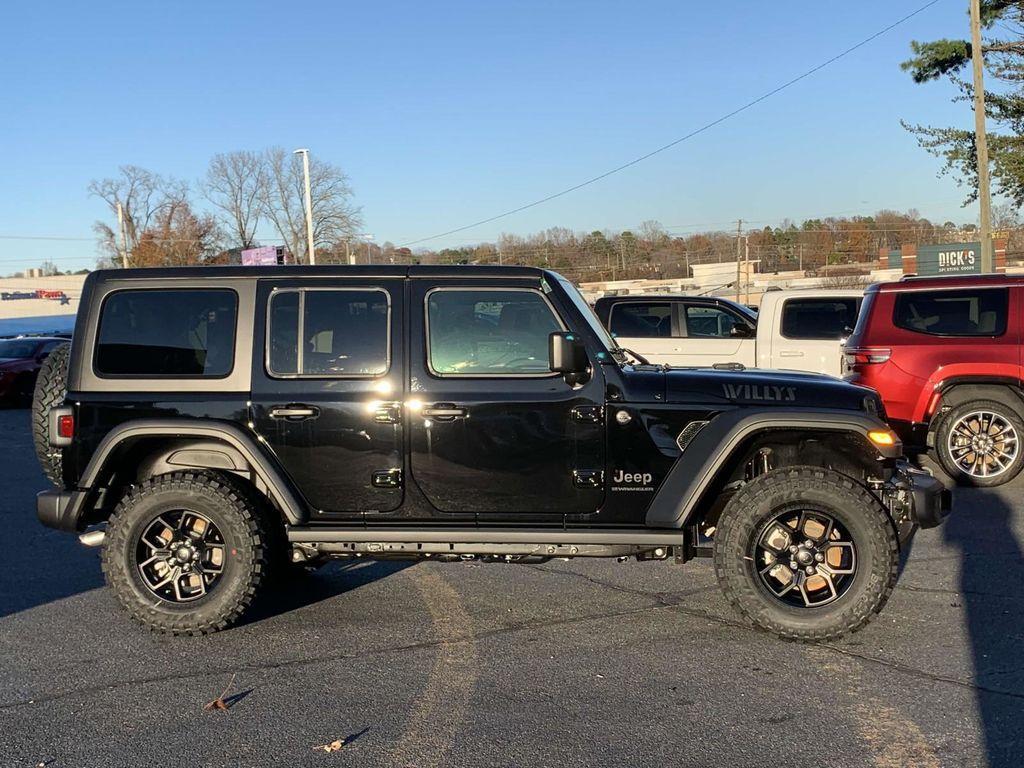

left=798, top=243, right=803, bottom=272
left=293, top=148, right=316, bottom=265
left=744, top=239, right=751, bottom=304
left=116, top=201, right=129, bottom=269
left=970, top=0, right=994, bottom=272
left=735, top=220, right=743, bottom=301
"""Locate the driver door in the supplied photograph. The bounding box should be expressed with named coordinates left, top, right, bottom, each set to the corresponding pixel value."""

left=407, top=279, right=606, bottom=519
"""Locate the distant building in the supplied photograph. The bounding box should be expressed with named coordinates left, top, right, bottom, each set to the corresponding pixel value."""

left=0, top=274, right=85, bottom=336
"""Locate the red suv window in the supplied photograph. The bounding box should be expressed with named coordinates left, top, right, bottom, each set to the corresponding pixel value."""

left=892, top=288, right=1008, bottom=337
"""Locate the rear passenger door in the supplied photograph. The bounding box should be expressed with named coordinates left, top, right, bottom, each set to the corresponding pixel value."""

left=773, top=297, right=861, bottom=375
left=606, top=300, right=677, bottom=362
left=250, top=279, right=404, bottom=519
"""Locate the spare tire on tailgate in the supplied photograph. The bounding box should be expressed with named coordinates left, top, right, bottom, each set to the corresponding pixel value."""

left=32, top=342, right=71, bottom=486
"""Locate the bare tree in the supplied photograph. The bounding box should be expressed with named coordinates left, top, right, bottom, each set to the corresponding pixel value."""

left=203, top=151, right=265, bottom=249
left=89, top=166, right=186, bottom=266
left=258, top=147, right=362, bottom=263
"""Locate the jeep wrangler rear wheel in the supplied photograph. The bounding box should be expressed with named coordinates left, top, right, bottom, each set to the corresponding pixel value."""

left=713, top=467, right=898, bottom=642
left=935, top=399, right=1024, bottom=487
left=102, top=471, right=267, bottom=635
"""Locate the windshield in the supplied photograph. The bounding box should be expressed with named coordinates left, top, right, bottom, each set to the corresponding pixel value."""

left=555, top=277, right=617, bottom=354
left=0, top=339, right=40, bottom=358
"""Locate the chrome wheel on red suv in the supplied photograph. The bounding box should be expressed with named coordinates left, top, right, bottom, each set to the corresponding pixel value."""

left=936, top=401, right=1024, bottom=487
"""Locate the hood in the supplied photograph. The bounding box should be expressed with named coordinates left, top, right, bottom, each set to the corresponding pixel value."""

left=661, top=367, right=876, bottom=412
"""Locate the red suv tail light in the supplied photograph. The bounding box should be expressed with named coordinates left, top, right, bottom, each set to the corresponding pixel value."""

left=844, top=347, right=891, bottom=367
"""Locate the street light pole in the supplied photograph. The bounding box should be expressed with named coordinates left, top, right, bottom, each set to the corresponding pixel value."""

left=293, top=148, right=316, bottom=266
left=116, top=201, right=129, bottom=269
left=970, top=0, right=994, bottom=272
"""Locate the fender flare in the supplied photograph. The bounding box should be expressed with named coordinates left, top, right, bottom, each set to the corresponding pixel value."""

left=72, top=419, right=306, bottom=527
left=643, top=409, right=898, bottom=529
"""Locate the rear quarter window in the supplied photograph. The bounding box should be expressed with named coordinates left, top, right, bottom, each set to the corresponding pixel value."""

left=781, top=298, right=861, bottom=340
left=893, top=288, right=1008, bottom=337
left=95, top=289, right=238, bottom=377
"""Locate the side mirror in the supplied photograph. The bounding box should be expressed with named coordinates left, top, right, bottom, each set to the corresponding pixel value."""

left=549, top=332, right=589, bottom=381
left=729, top=324, right=753, bottom=338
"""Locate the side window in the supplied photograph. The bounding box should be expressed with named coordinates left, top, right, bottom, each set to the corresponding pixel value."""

left=268, top=289, right=389, bottom=377
left=685, top=305, right=739, bottom=338
left=427, top=289, right=562, bottom=375
left=893, top=288, right=1008, bottom=337
left=95, top=289, right=237, bottom=377
left=609, top=302, right=672, bottom=338
left=781, top=298, right=860, bottom=340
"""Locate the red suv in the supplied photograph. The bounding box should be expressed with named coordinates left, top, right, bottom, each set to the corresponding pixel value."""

left=845, top=275, right=1023, bottom=487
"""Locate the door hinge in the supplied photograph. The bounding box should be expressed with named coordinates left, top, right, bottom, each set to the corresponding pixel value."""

left=372, top=469, right=403, bottom=488
left=372, top=402, right=402, bottom=424
left=571, top=405, right=604, bottom=423
left=573, top=470, right=604, bottom=488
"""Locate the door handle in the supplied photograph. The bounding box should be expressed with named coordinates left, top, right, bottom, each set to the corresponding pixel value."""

left=422, top=404, right=467, bottom=420
left=269, top=405, right=320, bottom=420
left=778, top=351, right=804, bottom=357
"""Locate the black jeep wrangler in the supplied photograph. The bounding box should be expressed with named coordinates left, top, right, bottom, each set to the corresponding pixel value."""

left=33, top=266, right=949, bottom=640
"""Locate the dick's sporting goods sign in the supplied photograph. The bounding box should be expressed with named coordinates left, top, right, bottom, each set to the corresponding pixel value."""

left=917, top=243, right=981, bottom=276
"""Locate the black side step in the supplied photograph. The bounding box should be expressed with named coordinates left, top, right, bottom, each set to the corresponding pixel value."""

left=287, top=527, right=684, bottom=546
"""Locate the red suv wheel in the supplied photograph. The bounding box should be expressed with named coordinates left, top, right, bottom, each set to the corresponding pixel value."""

left=935, top=400, right=1024, bottom=486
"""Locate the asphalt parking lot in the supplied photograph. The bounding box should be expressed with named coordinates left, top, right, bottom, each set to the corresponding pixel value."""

left=1, top=407, right=1022, bottom=768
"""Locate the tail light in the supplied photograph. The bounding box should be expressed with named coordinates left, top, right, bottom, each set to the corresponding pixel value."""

left=49, top=406, right=74, bottom=446
left=844, top=347, right=891, bottom=368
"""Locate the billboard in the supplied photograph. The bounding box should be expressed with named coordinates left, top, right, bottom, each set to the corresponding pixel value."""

left=241, top=246, right=283, bottom=266
left=916, top=243, right=981, bottom=276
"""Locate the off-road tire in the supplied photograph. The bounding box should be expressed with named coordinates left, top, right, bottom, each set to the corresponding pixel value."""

left=713, top=466, right=899, bottom=642
left=102, top=471, right=267, bottom=635
left=935, top=399, right=1024, bottom=488
left=31, top=342, right=70, bottom=486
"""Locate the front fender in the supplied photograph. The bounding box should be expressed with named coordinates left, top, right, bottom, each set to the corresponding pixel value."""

left=644, top=409, right=898, bottom=529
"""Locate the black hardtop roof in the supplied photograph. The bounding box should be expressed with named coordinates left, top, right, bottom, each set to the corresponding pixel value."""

left=85, top=264, right=557, bottom=284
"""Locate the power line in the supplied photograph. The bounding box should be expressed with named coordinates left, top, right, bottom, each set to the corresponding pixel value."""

left=397, top=0, right=943, bottom=248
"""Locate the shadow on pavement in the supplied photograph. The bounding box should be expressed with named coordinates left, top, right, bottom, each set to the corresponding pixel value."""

left=945, top=489, right=1024, bottom=767
left=240, top=559, right=415, bottom=626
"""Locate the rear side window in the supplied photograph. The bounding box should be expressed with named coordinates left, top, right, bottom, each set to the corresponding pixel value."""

left=95, top=289, right=237, bottom=377
left=427, top=289, right=562, bottom=375
left=893, top=288, right=1008, bottom=337
left=781, top=298, right=860, bottom=340
left=685, top=305, right=739, bottom=338
left=268, top=289, right=389, bottom=377
left=610, top=302, right=671, bottom=338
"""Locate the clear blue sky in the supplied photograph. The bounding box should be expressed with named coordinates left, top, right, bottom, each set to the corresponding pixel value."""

left=1, top=0, right=977, bottom=272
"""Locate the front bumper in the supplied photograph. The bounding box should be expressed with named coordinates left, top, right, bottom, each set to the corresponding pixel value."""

left=888, top=462, right=951, bottom=532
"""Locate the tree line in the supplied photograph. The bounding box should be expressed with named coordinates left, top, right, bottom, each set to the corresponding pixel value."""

left=411, top=208, right=1014, bottom=283
left=90, top=149, right=362, bottom=268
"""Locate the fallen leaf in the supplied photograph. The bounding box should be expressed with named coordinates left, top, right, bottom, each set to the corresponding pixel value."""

left=315, top=740, right=345, bottom=753
left=203, top=673, right=237, bottom=712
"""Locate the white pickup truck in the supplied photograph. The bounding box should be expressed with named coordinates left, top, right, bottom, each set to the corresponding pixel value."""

left=593, top=288, right=864, bottom=375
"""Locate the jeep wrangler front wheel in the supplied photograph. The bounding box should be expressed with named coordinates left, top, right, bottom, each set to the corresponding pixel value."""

left=102, top=472, right=267, bottom=635
left=713, top=467, right=898, bottom=642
